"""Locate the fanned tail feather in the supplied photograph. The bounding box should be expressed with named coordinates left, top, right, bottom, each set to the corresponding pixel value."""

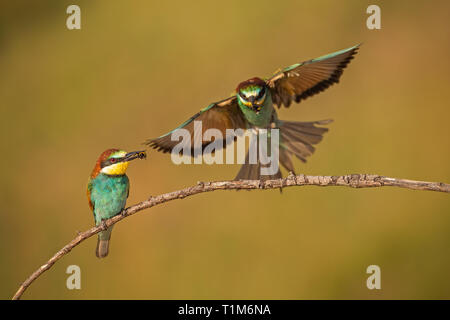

left=279, top=119, right=331, bottom=171
left=234, top=150, right=282, bottom=181
left=234, top=119, right=331, bottom=181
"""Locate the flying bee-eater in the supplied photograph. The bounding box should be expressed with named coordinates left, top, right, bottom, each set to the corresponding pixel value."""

left=146, top=44, right=360, bottom=180
left=87, top=149, right=146, bottom=258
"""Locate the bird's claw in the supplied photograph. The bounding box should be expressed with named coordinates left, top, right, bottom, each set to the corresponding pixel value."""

left=101, top=220, right=108, bottom=230
left=259, top=178, right=266, bottom=189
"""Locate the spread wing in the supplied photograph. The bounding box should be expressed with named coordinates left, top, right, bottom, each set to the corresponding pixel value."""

left=146, top=96, right=247, bottom=154
left=267, top=44, right=360, bottom=108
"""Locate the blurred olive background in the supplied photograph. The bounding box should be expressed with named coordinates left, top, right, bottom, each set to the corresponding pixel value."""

left=1, top=0, right=449, bottom=299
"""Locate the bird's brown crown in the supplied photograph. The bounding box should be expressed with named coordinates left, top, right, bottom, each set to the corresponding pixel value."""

left=90, top=148, right=120, bottom=179
left=236, top=77, right=266, bottom=92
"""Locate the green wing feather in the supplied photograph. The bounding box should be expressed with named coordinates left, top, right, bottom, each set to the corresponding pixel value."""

left=267, top=44, right=360, bottom=108
left=146, top=96, right=247, bottom=154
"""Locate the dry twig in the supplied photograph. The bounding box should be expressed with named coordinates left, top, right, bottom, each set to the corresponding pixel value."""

left=12, top=173, right=449, bottom=299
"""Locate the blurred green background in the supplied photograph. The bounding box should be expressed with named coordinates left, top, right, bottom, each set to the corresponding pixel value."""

left=1, top=0, right=449, bottom=299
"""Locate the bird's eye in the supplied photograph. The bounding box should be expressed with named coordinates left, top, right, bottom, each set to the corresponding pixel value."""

left=110, top=158, right=116, bottom=163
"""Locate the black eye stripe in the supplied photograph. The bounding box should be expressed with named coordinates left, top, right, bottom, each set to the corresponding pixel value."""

left=100, top=160, right=108, bottom=168
left=101, top=158, right=122, bottom=168
left=256, top=87, right=266, bottom=100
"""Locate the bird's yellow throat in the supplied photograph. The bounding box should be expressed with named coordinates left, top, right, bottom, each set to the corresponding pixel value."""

left=101, top=161, right=129, bottom=175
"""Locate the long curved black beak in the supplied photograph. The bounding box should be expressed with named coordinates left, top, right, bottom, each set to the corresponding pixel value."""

left=123, top=150, right=147, bottom=162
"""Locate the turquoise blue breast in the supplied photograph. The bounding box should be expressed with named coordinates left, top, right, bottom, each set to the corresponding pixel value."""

left=90, top=173, right=129, bottom=225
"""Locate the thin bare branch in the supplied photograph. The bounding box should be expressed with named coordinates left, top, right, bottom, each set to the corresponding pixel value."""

left=12, top=173, right=449, bottom=299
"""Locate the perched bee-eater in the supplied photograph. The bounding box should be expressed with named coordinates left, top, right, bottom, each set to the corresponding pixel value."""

left=147, top=44, right=359, bottom=180
left=87, top=149, right=146, bottom=258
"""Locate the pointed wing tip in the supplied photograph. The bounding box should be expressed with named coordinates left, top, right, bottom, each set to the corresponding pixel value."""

left=145, top=139, right=174, bottom=154
left=348, top=43, right=362, bottom=55
left=317, top=119, right=334, bottom=125
left=143, top=139, right=154, bottom=147
left=348, top=43, right=362, bottom=51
